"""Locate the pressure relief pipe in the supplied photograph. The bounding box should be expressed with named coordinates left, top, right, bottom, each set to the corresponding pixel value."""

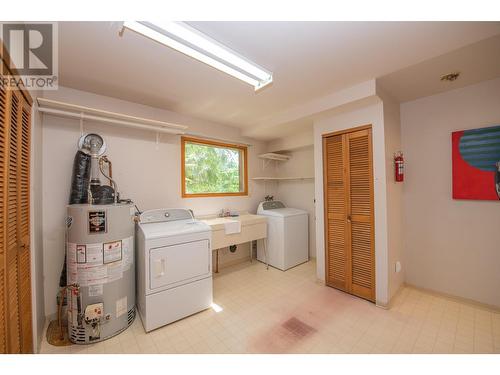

left=99, top=156, right=119, bottom=203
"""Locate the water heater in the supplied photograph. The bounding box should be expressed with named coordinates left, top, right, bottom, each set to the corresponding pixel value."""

left=66, top=203, right=136, bottom=344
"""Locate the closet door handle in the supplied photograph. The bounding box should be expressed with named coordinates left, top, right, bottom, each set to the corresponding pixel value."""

left=347, top=215, right=352, bottom=222
left=18, top=235, right=29, bottom=252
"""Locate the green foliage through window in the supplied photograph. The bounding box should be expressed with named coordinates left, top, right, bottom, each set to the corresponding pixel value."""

left=184, top=140, right=245, bottom=195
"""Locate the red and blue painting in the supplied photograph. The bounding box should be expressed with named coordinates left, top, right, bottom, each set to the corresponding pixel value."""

left=452, top=125, right=500, bottom=200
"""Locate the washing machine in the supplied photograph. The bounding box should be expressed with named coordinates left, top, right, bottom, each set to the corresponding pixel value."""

left=257, top=201, right=309, bottom=271
left=136, top=208, right=212, bottom=332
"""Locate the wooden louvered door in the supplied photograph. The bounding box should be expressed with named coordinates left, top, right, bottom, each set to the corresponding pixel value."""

left=323, top=126, right=375, bottom=302
left=346, top=129, right=375, bottom=301
left=16, top=91, right=32, bottom=352
left=0, top=79, right=7, bottom=353
left=323, top=134, right=348, bottom=291
left=0, top=56, right=33, bottom=353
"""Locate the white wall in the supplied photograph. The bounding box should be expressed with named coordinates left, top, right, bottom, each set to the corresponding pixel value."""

left=379, top=89, right=405, bottom=300
left=30, top=91, right=45, bottom=353
left=267, top=129, right=314, bottom=152
left=314, top=102, right=391, bottom=306
left=401, top=77, right=500, bottom=308
left=41, top=86, right=268, bottom=317
left=274, top=146, right=316, bottom=258
left=245, top=80, right=377, bottom=139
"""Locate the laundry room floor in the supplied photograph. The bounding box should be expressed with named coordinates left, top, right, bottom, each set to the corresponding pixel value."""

left=39, top=259, right=500, bottom=354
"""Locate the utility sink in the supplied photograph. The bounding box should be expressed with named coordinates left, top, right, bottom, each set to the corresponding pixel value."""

left=200, top=214, right=267, bottom=250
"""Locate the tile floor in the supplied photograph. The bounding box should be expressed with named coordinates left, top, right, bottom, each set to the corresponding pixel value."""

left=39, top=260, right=500, bottom=354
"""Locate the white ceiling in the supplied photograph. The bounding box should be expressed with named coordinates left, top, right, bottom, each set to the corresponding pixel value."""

left=378, top=33, right=500, bottom=102
left=58, top=21, right=500, bottom=140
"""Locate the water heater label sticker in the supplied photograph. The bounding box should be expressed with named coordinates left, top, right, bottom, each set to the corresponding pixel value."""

left=85, top=243, right=104, bottom=265
left=88, top=284, right=103, bottom=297
left=103, top=240, right=122, bottom=264
left=67, top=288, right=78, bottom=324
left=67, top=243, right=77, bottom=261
left=107, top=262, right=123, bottom=283
left=67, top=243, right=77, bottom=284
left=77, top=264, right=107, bottom=286
left=67, top=265, right=77, bottom=285
left=76, top=245, right=86, bottom=264
left=116, top=296, right=127, bottom=318
left=122, top=236, right=134, bottom=271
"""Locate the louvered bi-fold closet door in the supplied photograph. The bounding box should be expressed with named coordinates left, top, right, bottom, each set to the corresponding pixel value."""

left=346, top=129, right=375, bottom=301
left=18, top=94, right=32, bottom=353
left=324, top=127, right=375, bottom=302
left=0, top=83, right=7, bottom=353
left=6, top=91, right=21, bottom=353
left=0, top=71, right=33, bottom=353
left=323, top=134, right=348, bottom=291
left=6, top=89, right=22, bottom=353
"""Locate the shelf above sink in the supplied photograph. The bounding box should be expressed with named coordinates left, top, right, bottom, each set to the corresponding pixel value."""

left=258, top=153, right=291, bottom=161
left=251, top=176, right=314, bottom=181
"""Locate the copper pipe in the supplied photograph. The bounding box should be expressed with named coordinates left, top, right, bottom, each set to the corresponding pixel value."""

left=57, top=286, right=67, bottom=340
left=99, top=156, right=118, bottom=203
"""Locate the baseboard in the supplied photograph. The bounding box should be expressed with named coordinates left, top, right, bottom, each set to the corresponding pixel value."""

left=375, top=283, right=406, bottom=310
left=404, top=282, right=500, bottom=313
left=316, top=278, right=325, bottom=286
left=35, top=317, right=51, bottom=353
left=36, top=317, right=48, bottom=353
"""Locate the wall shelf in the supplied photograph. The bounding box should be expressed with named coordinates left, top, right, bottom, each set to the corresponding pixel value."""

left=258, top=152, right=291, bottom=161
left=258, top=152, right=291, bottom=170
left=36, top=97, right=188, bottom=135
left=252, top=176, right=314, bottom=181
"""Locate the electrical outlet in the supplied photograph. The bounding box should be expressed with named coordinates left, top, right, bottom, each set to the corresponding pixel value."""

left=395, top=261, right=402, bottom=273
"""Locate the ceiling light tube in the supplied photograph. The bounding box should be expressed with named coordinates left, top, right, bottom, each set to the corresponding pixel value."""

left=122, top=21, right=273, bottom=91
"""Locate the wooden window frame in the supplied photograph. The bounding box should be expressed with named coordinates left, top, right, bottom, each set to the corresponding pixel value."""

left=181, top=136, right=248, bottom=198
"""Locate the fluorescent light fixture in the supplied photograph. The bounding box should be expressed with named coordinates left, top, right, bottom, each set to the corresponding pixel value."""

left=122, top=21, right=273, bottom=91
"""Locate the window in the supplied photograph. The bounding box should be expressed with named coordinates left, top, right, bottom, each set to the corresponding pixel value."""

left=181, top=137, right=248, bottom=197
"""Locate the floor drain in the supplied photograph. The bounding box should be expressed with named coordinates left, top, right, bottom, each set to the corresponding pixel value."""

left=281, top=317, right=316, bottom=338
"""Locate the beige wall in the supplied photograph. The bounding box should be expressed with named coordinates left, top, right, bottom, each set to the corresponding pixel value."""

left=380, top=90, right=405, bottom=300
left=401, top=77, right=500, bottom=308
left=248, top=145, right=316, bottom=258
left=274, top=146, right=316, bottom=258
left=314, top=102, right=391, bottom=306
left=30, top=91, right=45, bottom=353
left=41, top=86, right=268, bottom=317
left=267, top=129, right=314, bottom=152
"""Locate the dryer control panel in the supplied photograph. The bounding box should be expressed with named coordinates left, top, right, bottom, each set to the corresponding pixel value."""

left=139, top=209, right=194, bottom=224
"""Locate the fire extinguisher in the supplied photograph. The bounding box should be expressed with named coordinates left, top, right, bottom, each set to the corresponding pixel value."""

left=394, top=151, right=404, bottom=182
